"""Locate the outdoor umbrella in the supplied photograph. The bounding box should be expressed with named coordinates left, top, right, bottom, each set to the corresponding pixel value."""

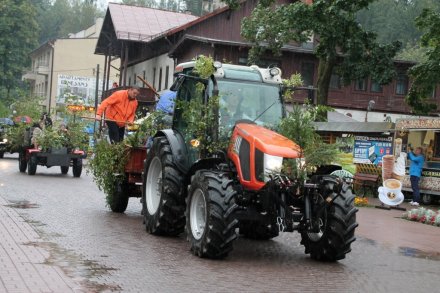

left=14, top=116, right=33, bottom=124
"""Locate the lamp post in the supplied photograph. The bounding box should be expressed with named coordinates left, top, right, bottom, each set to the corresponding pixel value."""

left=365, top=100, right=375, bottom=122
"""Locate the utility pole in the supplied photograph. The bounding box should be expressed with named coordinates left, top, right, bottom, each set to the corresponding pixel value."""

left=93, top=64, right=100, bottom=136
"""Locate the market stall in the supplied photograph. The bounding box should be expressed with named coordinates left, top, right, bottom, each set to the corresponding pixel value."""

left=395, top=118, right=440, bottom=204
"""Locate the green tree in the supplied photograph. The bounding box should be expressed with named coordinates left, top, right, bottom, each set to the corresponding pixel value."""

left=406, top=9, right=440, bottom=114
left=357, top=0, right=440, bottom=62
left=357, top=0, right=440, bottom=46
left=279, top=104, right=339, bottom=181
left=0, top=0, right=39, bottom=100
left=240, top=0, right=401, bottom=106
left=36, top=0, right=103, bottom=44
left=0, top=101, right=9, bottom=118
left=121, top=0, right=157, bottom=8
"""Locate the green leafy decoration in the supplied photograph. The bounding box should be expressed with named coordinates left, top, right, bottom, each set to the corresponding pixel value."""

left=87, top=140, right=129, bottom=206
left=279, top=104, right=339, bottom=181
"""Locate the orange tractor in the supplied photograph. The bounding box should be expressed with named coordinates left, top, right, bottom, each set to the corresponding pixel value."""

left=142, top=62, right=358, bottom=261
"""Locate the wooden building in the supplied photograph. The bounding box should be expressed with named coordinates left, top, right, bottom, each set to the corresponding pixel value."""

left=95, top=1, right=439, bottom=117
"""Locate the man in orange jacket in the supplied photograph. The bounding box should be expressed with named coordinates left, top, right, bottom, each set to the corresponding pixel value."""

left=96, top=86, right=139, bottom=143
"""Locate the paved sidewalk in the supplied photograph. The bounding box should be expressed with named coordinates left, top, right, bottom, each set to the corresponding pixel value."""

left=0, top=196, right=82, bottom=293
left=357, top=197, right=440, bottom=253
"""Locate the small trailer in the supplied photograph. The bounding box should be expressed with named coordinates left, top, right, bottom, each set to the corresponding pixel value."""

left=395, top=118, right=440, bottom=204
left=108, top=147, right=147, bottom=213
left=18, top=128, right=87, bottom=177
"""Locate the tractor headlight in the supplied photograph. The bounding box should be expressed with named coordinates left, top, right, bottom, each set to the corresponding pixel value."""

left=2, top=138, right=7, bottom=143
left=263, top=154, right=283, bottom=181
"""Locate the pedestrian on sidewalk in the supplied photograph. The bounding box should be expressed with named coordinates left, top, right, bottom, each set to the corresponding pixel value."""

left=408, top=146, right=425, bottom=206
left=96, top=86, right=139, bottom=143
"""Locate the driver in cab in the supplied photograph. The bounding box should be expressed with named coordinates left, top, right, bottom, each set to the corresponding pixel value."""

left=219, top=90, right=251, bottom=126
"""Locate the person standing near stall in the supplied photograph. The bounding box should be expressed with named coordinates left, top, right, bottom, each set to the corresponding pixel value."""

left=96, top=86, right=139, bottom=143
left=408, top=147, right=425, bottom=206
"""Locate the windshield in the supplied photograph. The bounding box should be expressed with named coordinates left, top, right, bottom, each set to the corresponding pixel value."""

left=215, top=80, right=283, bottom=128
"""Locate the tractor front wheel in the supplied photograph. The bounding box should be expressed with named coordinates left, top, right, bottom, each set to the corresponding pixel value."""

left=186, top=170, right=238, bottom=259
left=142, top=137, right=185, bottom=236
left=300, top=181, right=358, bottom=261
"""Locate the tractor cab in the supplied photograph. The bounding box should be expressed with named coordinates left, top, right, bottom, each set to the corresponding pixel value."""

left=173, top=61, right=284, bottom=129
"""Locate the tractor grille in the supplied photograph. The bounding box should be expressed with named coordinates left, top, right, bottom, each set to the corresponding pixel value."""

left=238, top=138, right=250, bottom=181
left=255, top=148, right=264, bottom=182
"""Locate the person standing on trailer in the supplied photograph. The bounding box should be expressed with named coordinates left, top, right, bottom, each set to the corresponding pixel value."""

left=96, top=86, right=140, bottom=143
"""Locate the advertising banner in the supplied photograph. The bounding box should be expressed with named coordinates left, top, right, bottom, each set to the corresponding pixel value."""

left=353, top=136, right=393, bottom=165
left=57, top=74, right=107, bottom=106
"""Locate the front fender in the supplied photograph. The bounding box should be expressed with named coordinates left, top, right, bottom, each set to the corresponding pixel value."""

left=154, top=129, right=189, bottom=174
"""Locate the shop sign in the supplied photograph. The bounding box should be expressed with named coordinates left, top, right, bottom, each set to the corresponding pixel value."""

left=353, top=136, right=393, bottom=164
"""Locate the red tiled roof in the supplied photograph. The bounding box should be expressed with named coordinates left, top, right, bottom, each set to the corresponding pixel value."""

left=108, top=3, right=198, bottom=42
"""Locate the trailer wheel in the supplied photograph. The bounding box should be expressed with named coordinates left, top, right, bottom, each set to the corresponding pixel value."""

left=109, top=179, right=129, bottom=213
left=142, top=137, right=185, bottom=236
left=301, top=181, right=358, bottom=261
left=61, top=166, right=69, bottom=174
left=27, top=155, right=37, bottom=175
left=421, top=194, right=432, bottom=205
left=19, top=151, right=27, bottom=172
left=72, top=159, right=82, bottom=177
left=186, top=170, right=238, bottom=259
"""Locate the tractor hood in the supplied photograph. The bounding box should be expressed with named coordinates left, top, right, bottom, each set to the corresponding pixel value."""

left=232, top=123, right=302, bottom=158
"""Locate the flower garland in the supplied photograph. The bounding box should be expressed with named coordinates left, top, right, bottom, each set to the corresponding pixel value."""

left=402, top=207, right=440, bottom=226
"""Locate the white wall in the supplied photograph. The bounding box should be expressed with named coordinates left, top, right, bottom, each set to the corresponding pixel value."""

left=334, top=108, right=432, bottom=123
left=126, top=54, right=175, bottom=92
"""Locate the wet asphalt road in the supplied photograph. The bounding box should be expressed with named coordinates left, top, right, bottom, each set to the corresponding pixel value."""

left=1, top=153, right=440, bottom=293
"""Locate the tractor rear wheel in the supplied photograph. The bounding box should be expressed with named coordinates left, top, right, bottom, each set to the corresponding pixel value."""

left=72, top=159, right=82, bottom=177
left=142, top=137, right=185, bottom=236
left=0, top=152, right=4, bottom=158
left=27, top=155, right=37, bottom=175
left=109, top=179, right=129, bottom=213
left=186, top=170, right=238, bottom=259
left=61, top=166, right=69, bottom=174
left=19, top=151, right=27, bottom=172
left=300, top=181, right=358, bottom=261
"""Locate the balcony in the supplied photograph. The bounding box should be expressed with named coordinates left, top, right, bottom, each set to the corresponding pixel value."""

left=22, top=71, right=38, bottom=81
left=36, top=64, right=50, bottom=75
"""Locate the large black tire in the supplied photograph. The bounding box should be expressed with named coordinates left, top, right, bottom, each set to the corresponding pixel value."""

left=61, top=166, right=69, bottom=174
left=300, top=182, right=358, bottom=261
left=142, top=137, right=185, bottom=236
left=18, top=151, right=27, bottom=172
left=109, top=179, right=129, bottom=213
left=27, top=155, right=37, bottom=175
left=0, top=152, right=4, bottom=158
left=239, top=218, right=279, bottom=240
left=72, top=158, right=82, bottom=177
left=186, top=170, right=239, bottom=259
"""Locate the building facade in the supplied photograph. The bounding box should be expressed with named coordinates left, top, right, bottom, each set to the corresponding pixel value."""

left=23, top=19, right=119, bottom=115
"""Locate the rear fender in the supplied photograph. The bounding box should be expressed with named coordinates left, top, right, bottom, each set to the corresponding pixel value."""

left=154, top=129, right=189, bottom=174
